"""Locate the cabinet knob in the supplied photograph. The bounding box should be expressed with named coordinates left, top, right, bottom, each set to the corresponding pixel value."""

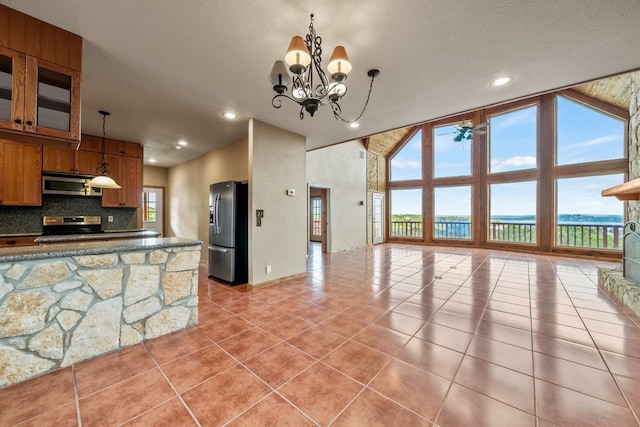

left=14, top=118, right=22, bottom=124
left=25, top=120, right=33, bottom=126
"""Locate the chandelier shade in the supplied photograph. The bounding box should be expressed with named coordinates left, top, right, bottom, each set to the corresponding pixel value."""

left=269, top=14, right=379, bottom=122
left=269, top=60, right=292, bottom=94
left=284, top=36, right=311, bottom=74
left=327, top=46, right=352, bottom=81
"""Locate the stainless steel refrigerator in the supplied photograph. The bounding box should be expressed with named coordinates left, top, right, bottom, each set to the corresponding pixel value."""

left=208, top=181, right=248, bottom=285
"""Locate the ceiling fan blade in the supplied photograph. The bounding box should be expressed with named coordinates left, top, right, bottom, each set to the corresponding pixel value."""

left=437, top=131, right=457, bottom=136
left=474, top=122, right=488, bottom=129
left=473, top=130, right=487, bottom=135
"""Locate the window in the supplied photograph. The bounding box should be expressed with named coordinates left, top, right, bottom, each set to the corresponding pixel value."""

left=311, top=197, right=322, bottom=236
left=434, top=186, right=471, bottom=239
left=390, top=188, right=422, bottom=238
left=433, top=125, right=472, bottom=178
left=489, top=105, right=537, bottom=173
left=556, top=174, right=624, bottom=249
left=489, top=181, right=537, bottom=244
left=142, top=191, right=157, bottom=222
left=390, top=129, right=422, bottom=181
left=556, top=95, right=625, bottom=165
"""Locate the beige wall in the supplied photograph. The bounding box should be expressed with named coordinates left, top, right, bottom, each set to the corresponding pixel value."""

left=248, top=119, right=307, bottom=286
left=143, top=166, right=169, bottom=188
left=307, top=140, right=368, bottom=252
left=167, top=136, right=249, bottom=260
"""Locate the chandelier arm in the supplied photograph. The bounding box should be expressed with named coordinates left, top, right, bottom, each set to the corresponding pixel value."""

left=333, top=71, right=378, bottom=123
left=272, top=93, right=303, bottom=108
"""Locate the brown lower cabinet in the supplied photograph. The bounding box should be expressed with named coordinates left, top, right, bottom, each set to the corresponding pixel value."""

left=0, top=139, right=41, bottom=206
left=0, top=236, right=36, bottom=247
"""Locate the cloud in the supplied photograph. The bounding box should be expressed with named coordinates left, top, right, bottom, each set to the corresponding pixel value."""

left=391, top=157, right=421, bottom=169
left=491, top=156, right=536, bottom=172
left=561, top=134, right=621, bottom=150
left=493, top=108, right=536, bottom=130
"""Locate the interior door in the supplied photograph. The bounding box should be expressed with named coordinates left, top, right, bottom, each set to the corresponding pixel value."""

left=142, top=187, right=164, bottom=235
left=373, top=192, right=385, bottom=244
left=310, top=196, right=322, bottom=242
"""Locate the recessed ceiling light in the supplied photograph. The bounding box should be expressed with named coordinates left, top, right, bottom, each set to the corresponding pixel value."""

left=491, top=77, right=512, bottom=87
left=349, top=122, right=360, bottom=128
left=148, top=158, right=157, bottom=163
left=178, top=140, right=188, bottom=146
left=175, top=146, right=182, bottom=150
left=223, top=111, right=238, bottom=120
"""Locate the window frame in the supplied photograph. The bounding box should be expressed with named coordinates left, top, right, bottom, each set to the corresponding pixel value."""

left=383, top=88, right=628, bottom=258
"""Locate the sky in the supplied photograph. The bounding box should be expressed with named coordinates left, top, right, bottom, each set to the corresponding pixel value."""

left=389, top=95, right=625, bottom=219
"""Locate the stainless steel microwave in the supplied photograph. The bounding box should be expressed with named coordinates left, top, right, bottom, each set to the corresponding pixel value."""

left=42, top=174, right=102, bottom=197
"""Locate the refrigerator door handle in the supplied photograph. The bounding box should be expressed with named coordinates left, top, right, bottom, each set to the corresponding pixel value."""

left=210, top=247, right=229, bottom=253
left=215, top=193, right=221, bottom=233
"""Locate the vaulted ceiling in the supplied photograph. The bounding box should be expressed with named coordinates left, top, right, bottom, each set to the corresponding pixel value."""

left=366, top=72, right=635, bottom=158
left=2, top=0, right=639, bottom=167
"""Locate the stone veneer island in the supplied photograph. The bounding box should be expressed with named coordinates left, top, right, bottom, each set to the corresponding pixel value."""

left=0, top=237, right=201, bottom=388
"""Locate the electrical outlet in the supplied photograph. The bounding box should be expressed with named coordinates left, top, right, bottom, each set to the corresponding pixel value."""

left=108, top=216, right=114, bottom=222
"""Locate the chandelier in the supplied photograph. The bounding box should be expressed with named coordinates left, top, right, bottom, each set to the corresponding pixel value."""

left=268, top=14, right=379, bottom=122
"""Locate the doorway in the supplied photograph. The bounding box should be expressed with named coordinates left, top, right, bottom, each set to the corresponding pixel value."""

left=372, top=192, right=385, bottom=244
left=142, top=186, right=165, bottom=236
left=309, top=186, right=329, bottom=253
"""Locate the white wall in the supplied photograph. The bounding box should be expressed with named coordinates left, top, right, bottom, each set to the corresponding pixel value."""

left=306, top=139, right=368, bottom=252
left=248, top=119, right=307, bottom=286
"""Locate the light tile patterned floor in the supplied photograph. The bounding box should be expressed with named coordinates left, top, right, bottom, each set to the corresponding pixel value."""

left=2, top=243, right=640, bottom=426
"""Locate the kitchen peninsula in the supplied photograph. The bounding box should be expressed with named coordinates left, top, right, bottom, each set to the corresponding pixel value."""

left=0, top=237, right=201, bottom=388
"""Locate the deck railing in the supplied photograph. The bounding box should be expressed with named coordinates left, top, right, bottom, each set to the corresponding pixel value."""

left=390, top=220, right=623, bottom=249
left=433, top=221, right=471, bottom=239
left=489, top=222, right=537, bottom=243
left=556, top=223, right=623, bottom=249
left=390, top=221, right=423, bottom=238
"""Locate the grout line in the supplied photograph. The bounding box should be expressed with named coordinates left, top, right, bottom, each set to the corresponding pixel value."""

left=141, top=342, right=202, bottom=427
left=73, top=365, right=83, bottom=427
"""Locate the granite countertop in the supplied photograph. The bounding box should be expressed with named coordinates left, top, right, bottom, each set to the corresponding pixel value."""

left=0, top=233, right=41, bottom=238
left=34, top=230, right=161, bottom=243
left=0, top=237, right=202, bottom=263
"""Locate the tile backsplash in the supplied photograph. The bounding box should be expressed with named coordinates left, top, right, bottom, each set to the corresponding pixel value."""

left=0, top=196, right=138, bottom=234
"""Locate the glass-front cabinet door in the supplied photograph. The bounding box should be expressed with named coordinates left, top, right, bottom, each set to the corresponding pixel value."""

left=24, top=57, right=81, bottom=141
left=0, top=46, right=25, bottom=132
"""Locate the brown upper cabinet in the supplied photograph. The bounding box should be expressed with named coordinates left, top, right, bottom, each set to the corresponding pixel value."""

left=43, top=134, right=105, bottom=175
left=105, top=138, right=142, bottom=158
left=0, top=5, right=82, bottom=142
left=0, top=139, right=42, bottom=206
left=43, top=145, right=102, bottom=175
left=101, top=154, right=141, bottom=208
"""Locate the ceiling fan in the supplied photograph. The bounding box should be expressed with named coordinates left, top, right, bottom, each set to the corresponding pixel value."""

left=439, top=120, right=488, bottom=142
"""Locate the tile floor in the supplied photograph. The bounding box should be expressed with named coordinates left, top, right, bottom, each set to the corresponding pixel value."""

left=2, top=244, right=640, bottom=426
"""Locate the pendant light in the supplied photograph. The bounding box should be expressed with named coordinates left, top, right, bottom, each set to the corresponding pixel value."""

left=88, top=110, right=121, bottom=189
